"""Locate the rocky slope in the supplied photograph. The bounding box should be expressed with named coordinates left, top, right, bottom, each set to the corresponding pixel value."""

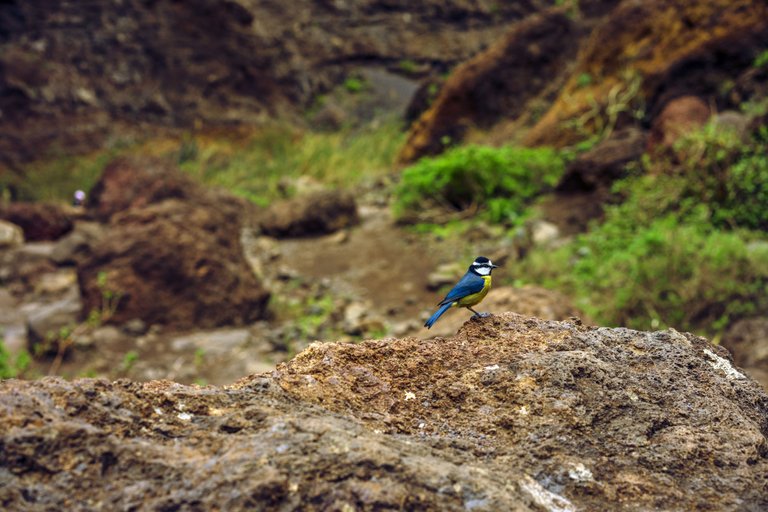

left=0, top=0, right=557, bottom=170
left=1, top=314, right=767, bottom=511
left=400, top=0, right=768, bottom=161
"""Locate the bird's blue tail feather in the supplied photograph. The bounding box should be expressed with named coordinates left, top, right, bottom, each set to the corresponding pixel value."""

left=424, top=303, right=452, bottom=329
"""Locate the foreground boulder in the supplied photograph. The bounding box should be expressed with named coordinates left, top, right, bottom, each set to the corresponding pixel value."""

left=77, top=157, right=269, bottom=328
left=1, top=314, right=766, bottom=510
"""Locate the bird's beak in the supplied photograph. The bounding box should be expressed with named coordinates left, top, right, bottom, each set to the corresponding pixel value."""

left=492, top=264, right=500, bottom=268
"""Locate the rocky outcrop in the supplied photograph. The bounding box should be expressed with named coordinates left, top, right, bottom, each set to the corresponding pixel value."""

left=0, top=202, right=74, bottom=241
left=0, top=0, right=549, bottom=168
left=1, top=314, right=766, bottom=510
left=259, top=190, right=359, bottom=238
left=77, top=157, right=269, bottom=328
left=399, top=0, right=768, bottom=160
left=398, top=9, right=579, bottom=164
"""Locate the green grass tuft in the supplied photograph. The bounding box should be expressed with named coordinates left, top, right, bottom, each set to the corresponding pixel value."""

left=395, top=145, right=566, bottom=225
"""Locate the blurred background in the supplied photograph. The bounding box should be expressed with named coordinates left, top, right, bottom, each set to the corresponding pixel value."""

left=0, top=0, right=766, bottom=387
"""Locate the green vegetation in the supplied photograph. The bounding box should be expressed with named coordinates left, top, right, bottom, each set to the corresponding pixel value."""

left=753, top=49, right=768, bottom=69
left=343, top=77, right=365, bottom=93
left=0, top=335, right=31, bottom=379
left=395, top=145, right=566, bottom=224
left=5, top=120, right=404, bottom=206
left=121, top=350, right=139, bottom=372
left=398, top=60, right=419, bottom=74
left=5, top=150, right=117, bottom=202
left=576, top=72, right=593, bottom=88
left=519, top=121, right=768, bottom=335
left=181, top=121, right=405, bottom=206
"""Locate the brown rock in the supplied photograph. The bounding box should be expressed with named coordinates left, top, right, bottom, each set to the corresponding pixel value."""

left=0, top=202, right=73, bottom=241
left=259, top=190, right=359, bottom=238
left=2, top=314, right=766, bottom=510
left=77, top=157, right=268, bottom=329
left=86, top=157, right=198, bottom=222
left=542, top=127, right=647, bottom=234
left=647, top=96, right=711, bottom=150
left=398, top=9, right=579, bottom=164
left=524, top=0, right=768, bottom=147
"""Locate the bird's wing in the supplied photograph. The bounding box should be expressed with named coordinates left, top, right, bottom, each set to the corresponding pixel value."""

left=438, top=272, right=485, bottom=305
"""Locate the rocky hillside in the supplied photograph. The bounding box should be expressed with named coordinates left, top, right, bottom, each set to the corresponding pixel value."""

left=0, top=0, right=564, bottom=169
left=2, top=314, right=767, bottom=510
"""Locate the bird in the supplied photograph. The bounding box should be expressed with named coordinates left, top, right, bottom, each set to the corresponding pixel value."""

left=424, top=256, right=499, bottom=329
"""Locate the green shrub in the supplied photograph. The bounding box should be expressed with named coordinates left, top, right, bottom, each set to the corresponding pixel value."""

left=646, top=121, right=768, bottom=230
left=395, top=145, right=566, bottom=224
left=519, top=119, right=768, bottom=335
left=523, top=206, right=768, bottom=334
left=0, top=336, right=30, bottom=379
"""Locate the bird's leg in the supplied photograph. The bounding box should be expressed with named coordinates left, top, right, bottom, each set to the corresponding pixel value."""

left=467, top=306, right=490, bottom=319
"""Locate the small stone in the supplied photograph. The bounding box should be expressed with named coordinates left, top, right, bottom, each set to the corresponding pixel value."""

left=0, top=220, right=24, bottom=248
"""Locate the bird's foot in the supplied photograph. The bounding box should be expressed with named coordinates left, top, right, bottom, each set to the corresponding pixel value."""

left=471, top=312, right=491, bottom=319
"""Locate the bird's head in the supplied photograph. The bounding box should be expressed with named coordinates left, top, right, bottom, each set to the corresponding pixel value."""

left=469, top=256, right=499, bottom=276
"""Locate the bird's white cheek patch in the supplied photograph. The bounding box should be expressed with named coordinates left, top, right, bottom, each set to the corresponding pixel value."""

left=475, top=266, right=491, bottom=275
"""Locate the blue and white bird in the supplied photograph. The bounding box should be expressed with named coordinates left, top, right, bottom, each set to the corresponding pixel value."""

left=424, top=256, right=499, bottom=329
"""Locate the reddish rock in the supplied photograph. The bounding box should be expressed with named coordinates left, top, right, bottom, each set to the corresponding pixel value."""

left=86, top=157, right=198, bottom=222
left=259, top=190, right=359, bottom=238
left=647, top=96, right=711, bottom=150
left=0, top=202, right=73, bottom=241
left=78, top=157, right=268, bottom=328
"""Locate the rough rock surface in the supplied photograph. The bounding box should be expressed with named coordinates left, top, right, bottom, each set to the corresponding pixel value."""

left=259, top=190, right=359, bottom=238
left=2, top=314, right=766, bottom=511
left=77, top=157, right=268, bottom=328
left=0, top=202, right=74, bottom=241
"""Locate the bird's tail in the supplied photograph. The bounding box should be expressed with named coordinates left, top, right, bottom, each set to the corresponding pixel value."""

left=424, top=303, right=453, bottom=329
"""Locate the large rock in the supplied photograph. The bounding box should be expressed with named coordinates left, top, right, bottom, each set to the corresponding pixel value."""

left=259, top=190, right=359, bottom=238
left=77, top=157, right=269, bottom=329
left=0, top=202, right=73, bottom=241
left=1, top=314, right=766, bottom=510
